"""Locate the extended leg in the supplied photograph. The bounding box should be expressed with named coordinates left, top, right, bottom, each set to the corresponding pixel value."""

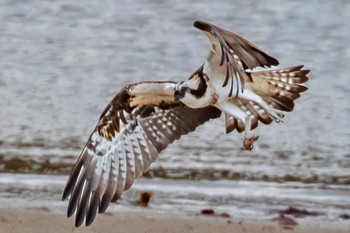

left=217, top=102, right=259, bottom=150
left=242, top=115, right=259, bottom=150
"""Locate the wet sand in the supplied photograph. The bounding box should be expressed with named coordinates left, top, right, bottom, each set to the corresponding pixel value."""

left=0, top=208, right=349, bottom=233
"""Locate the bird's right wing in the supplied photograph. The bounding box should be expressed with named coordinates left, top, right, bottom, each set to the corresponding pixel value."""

left=62, top=81, right=221, bottom=227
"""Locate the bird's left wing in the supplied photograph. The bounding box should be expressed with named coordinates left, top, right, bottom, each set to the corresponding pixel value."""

left=62, top=81, right=221, bottom=227
left=193, top=21, right=279, bottom=96
left=194, top=20, right=279, bottom=70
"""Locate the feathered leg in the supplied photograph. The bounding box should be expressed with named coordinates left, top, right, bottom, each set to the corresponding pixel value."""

left=241, top=116, right=259, bottom=150
left=218, top=102, right=259, bottom=150
left=237, top=88, right=285, bottom=122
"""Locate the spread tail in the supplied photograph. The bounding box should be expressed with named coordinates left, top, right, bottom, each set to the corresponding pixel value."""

left=225, top=65, right=310, bottom=134
left=247, top=65, right=309, bottom=112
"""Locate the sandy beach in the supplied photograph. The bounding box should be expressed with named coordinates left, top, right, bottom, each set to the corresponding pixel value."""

left=1, top=174, right=349, bottom=233
left=0, top=208, right=349, bottom=233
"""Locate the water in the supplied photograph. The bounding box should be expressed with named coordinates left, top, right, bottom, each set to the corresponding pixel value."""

left=0, top=0, right=350, bottom=222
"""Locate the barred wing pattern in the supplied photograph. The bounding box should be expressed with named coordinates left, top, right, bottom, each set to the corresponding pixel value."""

left=209, top=23, right=279, bottom=70
left=62, top=85, right=221, bottom=227
left=193, top=21, right=279, bottom=97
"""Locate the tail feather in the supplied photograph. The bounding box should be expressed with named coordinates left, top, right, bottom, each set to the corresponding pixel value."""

left=269, top=95, right=294, bottom=112
left=225, top=65, right=309, bottom=134
left=248, top=65, right=309, bottom=112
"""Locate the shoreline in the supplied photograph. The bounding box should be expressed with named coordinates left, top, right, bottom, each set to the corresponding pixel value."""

left=1, top=208, right=349, bottom=233
left=1, top=173, right=350, bottom=232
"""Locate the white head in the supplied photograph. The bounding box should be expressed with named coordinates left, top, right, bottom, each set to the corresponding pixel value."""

left=174, top=73, right=211, bottom=108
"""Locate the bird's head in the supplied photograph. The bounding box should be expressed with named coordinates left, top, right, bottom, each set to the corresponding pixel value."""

left=174, top=74, right=208, bottom=108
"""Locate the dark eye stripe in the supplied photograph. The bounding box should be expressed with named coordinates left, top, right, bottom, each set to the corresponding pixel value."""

left=189, top=73, right=207, bottom=98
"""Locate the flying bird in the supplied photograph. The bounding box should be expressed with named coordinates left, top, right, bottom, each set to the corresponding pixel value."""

left=62, top=21, right=309, bottom=227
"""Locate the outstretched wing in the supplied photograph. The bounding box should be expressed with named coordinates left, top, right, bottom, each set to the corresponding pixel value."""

left=193, top=21, right=279, bottom=97
left=62, top=81, right=221, bottom=227
left=206, top=22, right=279, bottom=70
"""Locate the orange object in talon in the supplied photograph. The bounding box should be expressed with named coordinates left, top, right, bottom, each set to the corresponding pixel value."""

left=241, top=135, right=259, bottom=150
left=241, top=139, right=254, bottom=150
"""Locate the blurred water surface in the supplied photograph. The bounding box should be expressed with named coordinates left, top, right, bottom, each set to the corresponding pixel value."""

left=0, top=0, right=350, bottom=221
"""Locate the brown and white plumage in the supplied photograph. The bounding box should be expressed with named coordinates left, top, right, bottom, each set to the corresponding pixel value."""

left=63, top=20, right=309, bottom=227
left=192, top=20, right=279, bottom=97
left=62, top=81, right=221, bottom=227
left=175, top=21, right=309, bottom=149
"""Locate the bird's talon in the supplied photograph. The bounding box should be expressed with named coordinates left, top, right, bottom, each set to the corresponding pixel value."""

left=241, top=144, right=253, bottom=150
left=275, top=118, right=284, bottom=123
left=241, top=135, right=259, bottom=151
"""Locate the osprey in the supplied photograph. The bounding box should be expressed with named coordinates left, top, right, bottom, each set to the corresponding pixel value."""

left=62, top=21, right=309, bottom=227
